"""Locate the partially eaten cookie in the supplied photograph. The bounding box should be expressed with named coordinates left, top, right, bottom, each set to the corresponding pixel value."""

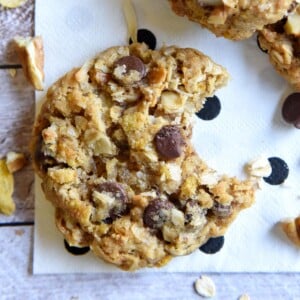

left=31, top=43, right=256, bottom=270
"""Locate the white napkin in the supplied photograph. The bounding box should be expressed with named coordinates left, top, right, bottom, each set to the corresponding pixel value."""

left=34, top=0, right=300, bottom=273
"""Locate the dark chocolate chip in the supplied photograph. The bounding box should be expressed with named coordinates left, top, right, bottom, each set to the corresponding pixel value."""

left=64, top=240, right=90, bottom=255
left=282, top=93, right=300, bottom=129
left=196, top=95, right=221, bottom=121
left=272, top=18, right=287, bottom=34
left=129, top=28, right=157, bottom=50
left=212, top=202, right=232, bottom=218
left=199, top=236, right=224, bottom=254
left=256, top=35, right=268, bottom=54
left=263, top=157, right=289, bottom=185
left=97, top=182, right=128, bottom=220
left=143, top=199, right=173, bottom=229
left=115, top=55, right=146, bottom=78
left=154, top=125, right=184, bottom=159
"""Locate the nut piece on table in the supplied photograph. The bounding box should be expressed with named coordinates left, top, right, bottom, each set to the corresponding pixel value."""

left=194, top=275, right=216, bottom=298
left=281, top=216, right=300, bottom=247
left=6, top=151, right=26, bottom=173
left=14, top=36, right=45, bottom=91
left=0, top=0, right=27, bottom=8
left=0, top=159, right=15, bottom=216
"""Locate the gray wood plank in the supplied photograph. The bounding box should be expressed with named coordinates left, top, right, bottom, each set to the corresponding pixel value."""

left=0, top=0, right=34, bottom=65
left=0, top=69, right=34, bottom=223
left=1, top=226, right=299, bottom=300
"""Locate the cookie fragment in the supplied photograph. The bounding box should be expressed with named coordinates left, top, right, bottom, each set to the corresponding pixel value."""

left=14, top=36, right=45, bottom=90
left=194, top=275, right=216, bottom=298
left=280, top=216, right=300, bottom=247
left=0, top=159, right=15, bottom=216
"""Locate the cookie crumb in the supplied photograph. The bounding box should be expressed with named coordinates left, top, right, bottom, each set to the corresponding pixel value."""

left=238, top=294, right=250, bottom=300
left=194, top=275, right=216, bottom=298
left=0, top=159, right=15, bottom=216
left=14, top=35, right=45, bottom=91
left=7, top=68, right=17, bottom=78
left=6, top=151, right=26, bottom=173
left=14, top=229, right=25, bottom=236
left=280, top=216, right=300, bottom=247
left=0, top=0, right=27, bottom=8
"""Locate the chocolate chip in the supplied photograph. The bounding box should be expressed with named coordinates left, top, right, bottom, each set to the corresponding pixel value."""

left=129, top=28, right=157, bottom=50
left=196, top=95, right=221, bottom=121
left=143, top=199, right=173, bottom=229
left=154, top=125, right=184, bottom=159
left=199, top=236, right=225, bottom=254
left=115, top=55, right=146, bottom=78
left=64, top=240, right=90, bottom=255
left=271, top=18, right=287, bottom=34
left=97, top=182, right=128, bottom=220
left=282, top=93, right=300, bottom=128
left=256, top=35, right=268, bottom=54
left=212, top=202, right=232, bottom=218
left=263, top=157, right=289, bottom=185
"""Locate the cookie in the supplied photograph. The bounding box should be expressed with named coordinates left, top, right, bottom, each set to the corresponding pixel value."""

left=31, top=43, right=256, bottom=270
left=169, top=0, right=296, bottom=40
left=258, top=3, right=300, bottom=89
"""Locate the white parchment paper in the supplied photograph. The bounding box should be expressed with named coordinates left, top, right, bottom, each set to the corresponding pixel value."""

left=34, top=0, right=300, bottom=273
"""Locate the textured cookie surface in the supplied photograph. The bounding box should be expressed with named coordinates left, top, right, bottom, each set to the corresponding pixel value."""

left=258, top=3, right=300, bottom=89
left=32, top=43, right=255, bottom=270
left=169, top=0, right=296, bottom=40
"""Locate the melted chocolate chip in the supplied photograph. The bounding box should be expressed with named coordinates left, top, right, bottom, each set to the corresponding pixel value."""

left=212, top=202, right=232, bottom=218
left=143, top=199, right=173, bottom=229
left=115, top=55, right=146, bottom=78
left=263, top=157, right=289, bottom=185
left=129, top=28, right=157, bottom=50
left=64, top=240, right=90, bottom=255
left=199, top=236, right=225, bottom=254
left=97, top=182, right=128, bottom=220
left=282, top=93, right=300, bottom=128
left=154, top=125, right=184, bottom=159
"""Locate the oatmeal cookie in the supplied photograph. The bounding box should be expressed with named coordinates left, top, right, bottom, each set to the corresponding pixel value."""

left=31, top=43, right=255, bottom=270
left=258, top=3, right=300, bottom=89
left=169, top=0, right=296, bottom=40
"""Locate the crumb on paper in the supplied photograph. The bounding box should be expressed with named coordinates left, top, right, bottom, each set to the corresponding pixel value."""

left=14, top=229, right=25, bottom=236
left=194, top=275, right=216, bottom=298
left=0, top=0, right=27, bottom=8
left=6, top=151, right=26, bottom=173
left=245, top=156, right=272, bottom=178
left=0, top=159, right=15, bottom=216
left=280, top=216, right=300, bottom=247
left=238, top=294, right=251, bottom=300
left=7, top=68, right=17, bottom=78
left=14, top=35, right=45, bottom=91
left=122, top=0, right=138, bottom=43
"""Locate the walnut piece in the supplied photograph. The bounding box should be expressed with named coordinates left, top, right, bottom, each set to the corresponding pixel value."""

left=14, top=36, right=45, bottom=91
left=281, top=216, right=300, bottom=247
left=0, top=159, right=15, bottom=216
left=6, top=151, right=26, bottom=173
left=0, top=0, right=27, bottom=8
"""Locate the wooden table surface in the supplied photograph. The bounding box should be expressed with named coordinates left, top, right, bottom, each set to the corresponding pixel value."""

left=1, top=1, right=300, bottom=299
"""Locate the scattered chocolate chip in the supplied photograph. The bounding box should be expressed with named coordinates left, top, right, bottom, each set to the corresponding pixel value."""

left=282, top=93, right=300, bottom=128
left=64, top=240, right=90, bottom=255
left=256, top=35, right=268, bottom=54
left=143, top=199, right=173, bottom=229
left=196, top=95, right=221, bottom=121
left=115, top=55, right=146, bottom=78
left=97, top=182, right=128, bottom=220
left=199, top=236, right=225, bottom=254
left=154, top=125, right=184, bottom=159
left=212, top=202, right=232, bottom=218
left=129, top=28, right=157, bottom=50
left=263, top=157, right=289, bottom=185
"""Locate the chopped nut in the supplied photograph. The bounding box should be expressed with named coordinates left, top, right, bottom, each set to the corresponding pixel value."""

left=8, top=68, right=17, bottom=78
left=0, top=159, right=15, bottom=216
left=280, top=216, right=300, bottom=247
left=160, top=91, right=186, bottom=113
left=194, top=275, right=216, bottom=298
left=238, top=294, right=251, bottom=300
left=246, top=156, right=272, bottom=178
left=285, top=10, right=300, bottom=36
left=6, top=151, right=26, bottom=173
left=14, top=36, right=45, bottom=90
left=0, top=0, right=27, bottom=8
